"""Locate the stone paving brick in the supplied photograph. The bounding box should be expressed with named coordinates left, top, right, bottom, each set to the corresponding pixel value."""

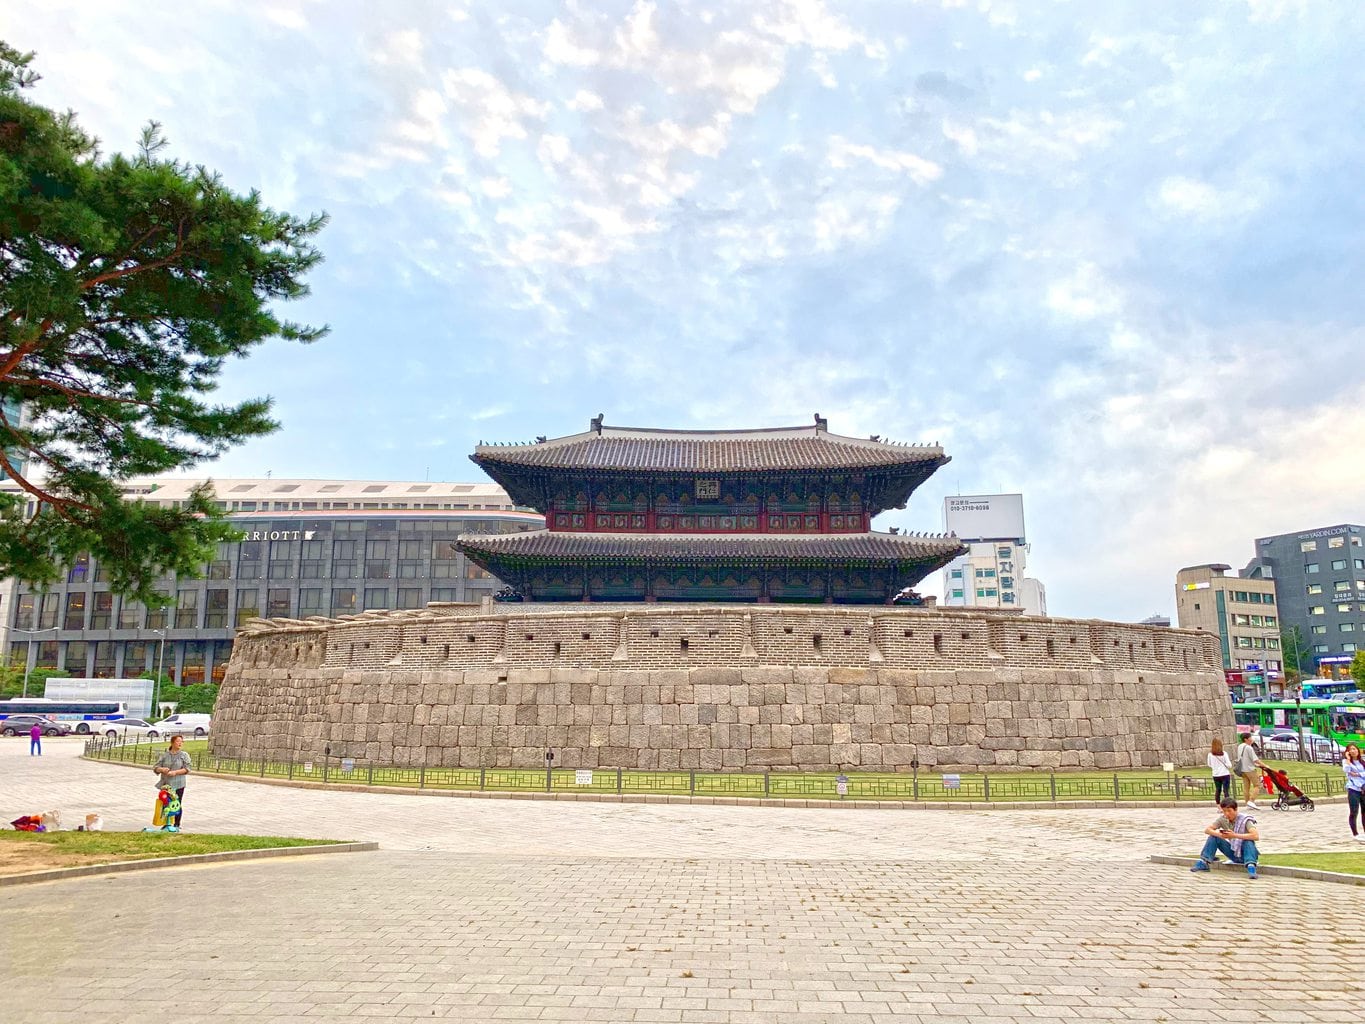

left=2, top=741, right=1363, bottom=1022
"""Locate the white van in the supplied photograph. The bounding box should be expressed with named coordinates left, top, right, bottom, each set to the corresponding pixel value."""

left=154, top=713, right=211, bottom=737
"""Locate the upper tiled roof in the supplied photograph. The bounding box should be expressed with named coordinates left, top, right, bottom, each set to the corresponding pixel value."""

left=457, top=530, right=965, bottom=563
left=472, top=419, right=947, bottom=474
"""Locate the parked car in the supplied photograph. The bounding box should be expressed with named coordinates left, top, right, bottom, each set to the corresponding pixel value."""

left=153, top=713, right=211, bottom=737
left=1262, top=729, right=1343, bottom=763
left=100, top=717, right=163, bottom=740
left=2, top=715, right=73, bottom=737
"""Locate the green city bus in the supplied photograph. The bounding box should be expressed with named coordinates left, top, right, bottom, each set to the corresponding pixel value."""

left=1232, top=699, right=1365, bottom=750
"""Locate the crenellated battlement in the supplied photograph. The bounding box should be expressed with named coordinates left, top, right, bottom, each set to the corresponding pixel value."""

left=230, top=604, right=1220, bottom=675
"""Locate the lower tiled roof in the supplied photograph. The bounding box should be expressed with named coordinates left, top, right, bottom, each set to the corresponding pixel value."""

left=457, top=530, right=964, bottom=563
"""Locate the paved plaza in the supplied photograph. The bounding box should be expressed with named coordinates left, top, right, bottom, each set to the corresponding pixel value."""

left=2, top=739, right=1363, bottom=1023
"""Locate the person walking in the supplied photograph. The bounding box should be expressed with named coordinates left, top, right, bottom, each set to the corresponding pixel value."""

left=1191, top=798, right=1260, bottom=879
left=1235, top=732, right=1265, bottom=809
left=152, top=734, right=192, bottom=831
left=29, top=721, right=41, bottom=756
left=1342, top=743, right=1365, bottom=842
left=1208, top=738, right=1233, bottom=804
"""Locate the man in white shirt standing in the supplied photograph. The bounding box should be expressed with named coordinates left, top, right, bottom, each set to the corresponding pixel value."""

left=1235, top=733, right=1265, bottom=809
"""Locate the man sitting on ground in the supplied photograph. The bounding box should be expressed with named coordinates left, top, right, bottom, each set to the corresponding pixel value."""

left=1191, top=798, right=1260, bottom=879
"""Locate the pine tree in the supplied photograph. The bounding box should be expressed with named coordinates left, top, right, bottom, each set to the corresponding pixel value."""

left=0, top=43, right=327, bottom=604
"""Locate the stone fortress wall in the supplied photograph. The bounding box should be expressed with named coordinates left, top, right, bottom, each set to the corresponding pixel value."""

left=212, top=604, right=1233, bottom=772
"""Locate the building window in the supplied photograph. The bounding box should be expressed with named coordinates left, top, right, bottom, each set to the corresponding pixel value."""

left=1329, top=536, right=1345, bottom=548
left=1265, top=616, right=1277, bottom=627
left=118, top=599, right=141, bottom=630
left=1307, top=584, right=1323, bottom=595
left=950, top=589, right=964, bottom=599
left=397, top=588, right=423, bottom=609
left=175, top=590, right=198, bottom=629
left=1332, top=559, right=1348, bottom=570
left=465, top=564, right=491, bottom=579
left=1345, top=643, right=1359, bottom=652
left=1235, top=637, right=1252, bottom=649
left=331, top=588, right=357, bottom=615
left=64, top=593, right=87, bottom=630
left=1312, top=625, right=1328, bottom=635
left=433, top=540, right=459, bottom=560
left=205, top=589, right=229, bottom=628
left=363, top=588, right=390, bottom=610
left=1233, top=614, right=1250, bottom=626
left=1337, top=581, right=1352, bottom=592
left=1342, top=623, right=1357, bottom=632
left=64, top=640, right=87, bottom=674
left=365, top=561, right=392, bottom=579
left=949, top=569, right=963, bottom=579
left=431, top=588, right=460, bottom=602
left=90, top=592, right=114, bottom=630
left=232, top=592, right=256, bottom=625
left=333, top=540, right=357, bottom=560
left=267, top=589, right=291, bottom=618
left=146, top=592, right=169, bottom=633
left=1301, top=540, right=1317, bottom=552
left=1305, top=563, right=1320, bottom=574
left=1356, top=559, right=1365, bottom=570
left=1313, top=644, right=1329, bottom=653
left=997, top=547, right=1012, bottom=558
left=67, top=552, right=90, bottom=584
left=1310, top=606, right=1325, bottom=615
left=299, top=589, right=324, bottom=616
left=13, top=593, right=34, bottom=630
left=1339, top=604, right=1354, bottom=614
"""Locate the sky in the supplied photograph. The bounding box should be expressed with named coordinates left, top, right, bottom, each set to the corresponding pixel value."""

left=5, top=0, right=1364, bottom=621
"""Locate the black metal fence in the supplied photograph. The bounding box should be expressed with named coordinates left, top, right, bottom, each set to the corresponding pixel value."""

left=83, top=735, right=1348, bottom=804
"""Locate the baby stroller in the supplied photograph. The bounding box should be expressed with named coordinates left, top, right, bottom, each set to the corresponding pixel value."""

left=1262, top=766, right=1315, bottom=811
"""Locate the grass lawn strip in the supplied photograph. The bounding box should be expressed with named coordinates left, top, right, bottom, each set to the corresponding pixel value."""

left=1260, top=852, right=1365, bottom=877
left=92, top=738, right=1344, bottom=803
left=0, top=831, right=343, bottom=877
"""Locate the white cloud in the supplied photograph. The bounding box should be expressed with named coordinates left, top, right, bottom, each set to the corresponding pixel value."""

left=1154, top=175, right=1270, bottom=223
left=1045, top=263, right=1123, bottom=320
left=440, top=68, right=550, bottom=158
left=566, top=90, right=604, bottom=111
left=827, top=137, right=942, bottom=184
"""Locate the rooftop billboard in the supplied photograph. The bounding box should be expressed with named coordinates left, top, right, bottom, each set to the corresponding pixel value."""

left=943, top=493, right=1026, bottom=542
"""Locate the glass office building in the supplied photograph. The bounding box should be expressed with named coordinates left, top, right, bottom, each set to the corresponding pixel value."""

left=3, top=478, right=542, bottom=684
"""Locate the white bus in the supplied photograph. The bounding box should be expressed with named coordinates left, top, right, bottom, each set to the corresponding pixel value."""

left=0, top=697, right=128, bottom=734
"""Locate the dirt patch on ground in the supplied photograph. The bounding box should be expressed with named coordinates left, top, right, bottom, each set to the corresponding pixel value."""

left=0, top=843, right=116, bottom=876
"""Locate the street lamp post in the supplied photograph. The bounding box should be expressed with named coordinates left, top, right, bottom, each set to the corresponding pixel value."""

left=145, top=628, right=168, bottom=718
left=13, top=627, right=60, bottom=698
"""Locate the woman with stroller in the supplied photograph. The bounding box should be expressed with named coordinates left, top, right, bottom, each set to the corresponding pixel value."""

left=1342, top=743, right=1365, bottom=842
left=1208, top=738, right=1233, bottom=805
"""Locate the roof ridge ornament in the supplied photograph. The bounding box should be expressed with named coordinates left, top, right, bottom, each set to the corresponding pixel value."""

left=813, top=413, right=827, bottom=431
left=590, top=413, right=604, bottom=433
